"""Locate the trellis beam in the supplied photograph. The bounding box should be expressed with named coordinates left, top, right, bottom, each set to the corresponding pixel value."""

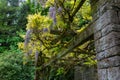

left=44, top=22, right=94, bottom=67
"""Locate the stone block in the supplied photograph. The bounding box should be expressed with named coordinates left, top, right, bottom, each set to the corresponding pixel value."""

left=95, top=39, right=101, bottom=52
left=118, top=11, right=120, bottom=22
left=98, top=56, right=120, bottom=69
left=94, top=19, right=102, bottom=33
left=94, top=10, right=119, bottom=33
left=108, top=67, right=120, bottom=80
left=95, top=32, right=120, bottom=52
left=94, top=30, right=102, bottom=41
left=102, top=24, right=120, bottom=37
left=99, top=2, right=120, bottom=15
left=92, top=10, right=100, bottom=21
left=96, top=45, right=120, bottom=60
left=114, top=0, right=120, bottom=3
left=98, top=67, right=120, bottom=80
left=98, top=68, right=108, bottom=80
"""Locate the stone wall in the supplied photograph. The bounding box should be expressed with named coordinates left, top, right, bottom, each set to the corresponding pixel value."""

left=90, top=0, right=120, bottom=80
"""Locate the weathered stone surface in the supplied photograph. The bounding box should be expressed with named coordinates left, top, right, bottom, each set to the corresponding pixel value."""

left=118, top=11, right=120, bottom=22
left=100, top=2, right=120, bottom=15
left=96, top=45, right=120, bottom=60
left=114, top=0, right=120, bottom=3
left=99, top=3, right=112, bottom=16
left=95, top=32, right=120, bottom=52
left=108, top=67, right=120, bottom=80
left=98, top=67, right=120, bottom=80
left=102, top=24, right=120, bottom=37
left=94, top=10, right=119, bottom=33
left=98, top=69, right=108, bottom=80
left=94, top=30, right=102, bottom=40
left=91, top=0, right=120, bottom=20
left=98, top=56, right=120, bottom=69
left=92, top=0, right=120, bottom=80
left=92, top=10, right=100, bottom=21
left=93, top=18, right=102, bottom=32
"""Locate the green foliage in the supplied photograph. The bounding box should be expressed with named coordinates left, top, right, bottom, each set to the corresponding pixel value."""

left=23, top=0, right=96, bottom=80
left=0, top=0, right=21, bottom=52
left=0, top=50, right=34, bottom=80
left=0, top=0, right=96, bottom=80
left=0, top=0, right=42, bottom=52
left=0, top=0, right=19, bottom=26
left=0, top=27, right=23, bottom=53
left=48, top=67, right=74, bottom=80
left=16, top=0, right=43, bottom=29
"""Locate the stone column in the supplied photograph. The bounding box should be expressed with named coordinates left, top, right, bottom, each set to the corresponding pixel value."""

left=90, top=0, right=120, bottom=80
